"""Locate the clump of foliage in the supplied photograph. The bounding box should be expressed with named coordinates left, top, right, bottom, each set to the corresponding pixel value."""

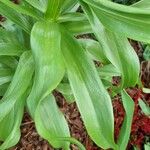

left=0, top=0, right=149, bottom=150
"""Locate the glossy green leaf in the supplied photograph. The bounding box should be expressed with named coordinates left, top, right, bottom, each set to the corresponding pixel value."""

left=0, top=52, right=34, bottom=149
left=35, top=94, right=70, bottom=149
left=61, top=0, right=78, bottom=13
left=143, top=88, right=150, bottom=94
left=25, top=0, right=48, bottom=13
left=61, top=25, right=116, bottom=149
left=0, top=28, right=18, bottom=43
left=143, top=45, right=150, bottom=61
left=81, top=0, right=150, bottom=43
left=139, top=99, right=150, bottom=116
left=132, top=0, right=150, bottom=9
left=45, top=0, right=64, bottom=20
left=104, top=31, right=140, bottom=88
left=64, top=20, right=92, bottom=35
left=0, top=56, right=18, bottom=70
left=144, top=143, right=150, bottom=150
left=57, top=137, right=86, bottom=150
left=58, top=12, right=86, bottom=23
left=27, top=22, right=70, bottom=148
left=98, top=64, right=121, bottom=77
left=27, top=22, right=65, bottom=117
left=0, top=43, right=24, bottom=56
left=56, top=83, right=75, bottom=103
left=0, top=68, right=13, bottom=86
left=0, top=83, right=9, bottom=96
left=0, top=92, right=28, bottom=150
left=79, top=2, right=140, bottom=88
left=117, top=90, right=134, bottom=150
left=78, top=38, right=109, bottom=64
left=0, top=2, right=32, bottom=33
left=0, top=52, right=33, bottom=122
left=0, top=0, right=42, bottom=20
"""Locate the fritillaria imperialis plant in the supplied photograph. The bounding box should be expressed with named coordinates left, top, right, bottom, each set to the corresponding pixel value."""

left=0, top=0, right=149, bottom=149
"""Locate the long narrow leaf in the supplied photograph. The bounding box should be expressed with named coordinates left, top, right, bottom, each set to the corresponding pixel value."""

left=61, top=0, right=78, bottom=13
left=81, top=0, right=150, bottom=43
left=80, top=2, right=140, bottom=88
left=27, top=22, right=65, bottom=117
left=0, top=0, right=42, bottom=20
left=45, top=0, right=64, bottom=20
left=0, top=91, right=28, bottom=150
left=78, top=38, right=109, bottom=64
left=132, top=0, right=150, bottom=9
left=117, top=90, right=134, bottom=150
left=0, top=52, right=34, bottom=149
left=0, top=52, right=34, bottom=122
left=25, top=0, right=48, bottom=13
left=0, top=56, right=18, bottom=70
left=0, top=43, right=24, bottom=56
left=35, top=94, right=70, bottom=149
left=61, top=25, right=117, bottom=149
left=0, top=2, right=32, bottom=33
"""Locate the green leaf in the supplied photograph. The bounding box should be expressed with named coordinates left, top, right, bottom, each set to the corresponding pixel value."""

left=0, top=83, right=9, bottom=96
left=0, top=92, right=28, bottom=150
left=56, top=83, right=75, bottom=103
left=143, top=45, right=150, bottom=61
left=0, top=68, right=13, bottom=86
left=35, top=94, right=70, bottom=149
left=132, top=0, right=150, bottom=9
left=0, top=51, right=34, bottom=149
left=81, top=0, right=150, bottom=43
left=0, top=27, right=28, bottom=55
left=45, top=0, right=64, bottom=20
left=61, top=25, right=117, bottom=149
left=117, top=90, right=134, bottom=150
left=139, top=99, right=150, bottom=116
left=0, top=28, right=17, bottom=43
left=25, top=0, right=48, bottom=13
left=27, top=22, right=65, bottom=117
left=61, top=0, right=78, bottom=13
left=144, top=143, right=150, bottom=150
left=143, top=88, right=150, bottom=94
left=79, top=2, right=140, bottom=88
left=0, top=0, right=42, bottom=20
left=0, top=56, right=18, bottom=70
left=0, top=2, right=32, bottom=33
left=78, top=38, right=109, bottom=64
left=57, top=137, right=86, bottom=150
left=63, top=20, right=92, bottom=35
left=0, top=43, right=24, bottom=56
left=105, top=32, right=140, bottom=88
left=97, top=64, right=121, bottom=78
left=58, top=12, right=87, bottom=23
left=0, top=52, right=34, bottom=122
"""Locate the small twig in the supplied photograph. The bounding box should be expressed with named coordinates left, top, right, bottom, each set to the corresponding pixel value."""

left=21, top=121, right=34, bottom=126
